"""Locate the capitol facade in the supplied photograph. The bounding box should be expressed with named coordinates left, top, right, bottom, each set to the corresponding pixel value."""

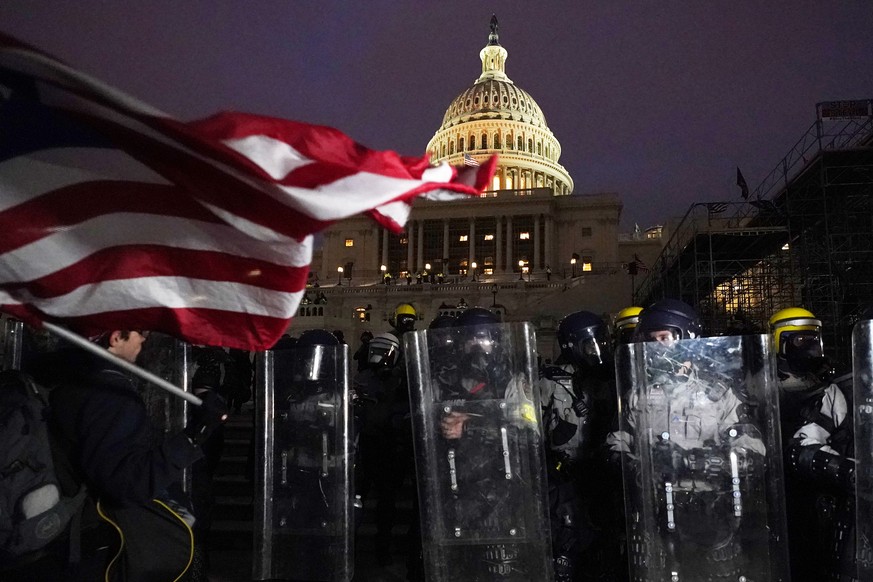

left=304, top=18, right=662, bottom=357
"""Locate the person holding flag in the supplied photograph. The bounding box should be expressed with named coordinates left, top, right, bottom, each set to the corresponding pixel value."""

left=0, top=30, right=497, bottom=580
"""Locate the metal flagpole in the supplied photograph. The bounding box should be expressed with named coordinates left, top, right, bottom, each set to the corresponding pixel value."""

left=43, top=322, right=203, bottom=406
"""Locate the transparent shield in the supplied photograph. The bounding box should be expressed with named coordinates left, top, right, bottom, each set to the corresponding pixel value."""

left=616, top=335, right=789, bottom=581
left=1, top=317, right=24, bottom=370
left=253, top=344, right=353, bottom=582
left=405, top=322, right=553, bottom=582
left=854, top=320, right=873, bottom=581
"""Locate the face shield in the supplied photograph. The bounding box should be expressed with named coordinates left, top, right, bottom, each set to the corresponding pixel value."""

left=367, top=342, right=397, bottom=369
left=566, top=328, right=611, bottom=369
left=462, top=327, right=496, bottom=356
left=616, top=326, right=637, bottom=345
left=779, top=330, right=825, bottom=377
left=395, top=314, right=416, bottom=334
left=293, top=344, right=333, bottom=382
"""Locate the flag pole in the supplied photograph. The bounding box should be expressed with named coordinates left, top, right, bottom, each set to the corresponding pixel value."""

left=43, top=322, right=203, bottom=406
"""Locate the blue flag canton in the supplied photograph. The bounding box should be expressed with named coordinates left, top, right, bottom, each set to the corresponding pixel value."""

left=0, top=70, right=112, bottom=162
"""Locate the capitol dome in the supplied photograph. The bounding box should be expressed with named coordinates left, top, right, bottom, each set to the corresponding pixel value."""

left=427, top=16, right=573, bottom=196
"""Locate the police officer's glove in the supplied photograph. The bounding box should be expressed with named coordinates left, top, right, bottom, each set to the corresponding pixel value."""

left=570, top=392, right=590, bottom=418
left=185, top=391, right=228, bottom=445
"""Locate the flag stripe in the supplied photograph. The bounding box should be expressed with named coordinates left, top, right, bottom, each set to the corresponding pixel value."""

left=1, top=211, right=310, bottom=283
left=4, top=246, right=308, bottom=298
left=0, top=276, right=305, bottom=318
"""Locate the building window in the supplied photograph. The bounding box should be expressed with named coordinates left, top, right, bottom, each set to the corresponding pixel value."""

left=399, top=237, right=408, bottom=245
left=469, top=135, right=476, bottom=150
left=582, top=255, right=593, bottom=272
left=581, top=227, right=592, bottom=237
left=519, top=232, right=530, bottom=240
left=484, top=234, right=494, bottom=241
left=484, top=268, right=493, bottom=275
left=344, top=238, right=354, bottom=247
left=459, top=235, right=468, bottom=242
left=459, top=137, right=464, bottom=151
left=517, top=136, right=523, bottom=151
left=494, top=135, right=501, bottom=149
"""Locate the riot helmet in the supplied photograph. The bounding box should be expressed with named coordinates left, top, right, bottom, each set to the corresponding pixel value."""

left=454, top=308, right=507, bottom=398
left=634, top=299, right=702, bottom=345
left=367, top=332, right=400, bottom=370
left=293, top=329, right=340, bottom=382
left=769, top=307, right=825, bottom=380
left=614, top=306, right=643, bottom=345
left=557, top=311, right=612, bottom=370
left=392, top=303, right=417, bottom=334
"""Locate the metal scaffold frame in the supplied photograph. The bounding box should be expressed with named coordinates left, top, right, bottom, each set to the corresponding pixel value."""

left=635, top=101, right=873, bottom=364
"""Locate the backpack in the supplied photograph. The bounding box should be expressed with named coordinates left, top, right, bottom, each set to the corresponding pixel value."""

left=0, top=369, right=87, bottom=561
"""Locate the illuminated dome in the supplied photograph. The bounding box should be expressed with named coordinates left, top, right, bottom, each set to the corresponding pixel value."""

left=428, top=16, right=573, bottom=195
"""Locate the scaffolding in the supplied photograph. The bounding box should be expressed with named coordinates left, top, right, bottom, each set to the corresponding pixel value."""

left=635, top=100, right=873, bottom=364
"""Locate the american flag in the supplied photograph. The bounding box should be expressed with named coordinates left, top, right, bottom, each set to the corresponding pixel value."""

left=0, top=34, right=496, bottom=350
left=463, top=153, right=481, bottom=167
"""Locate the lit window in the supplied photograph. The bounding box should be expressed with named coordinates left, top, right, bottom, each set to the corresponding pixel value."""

left=399, top=237, right=408, bottom=245
left=484, top=234, right=494, bottom=241
left=459, top=235, right=468, bottom=242
left=582, top=256, right=593, bottom=272
left=519, top=232, right=530, bottom=240
left=344, top=238, right=354, bottom=247
left=484, top=268, right=493, bottom=275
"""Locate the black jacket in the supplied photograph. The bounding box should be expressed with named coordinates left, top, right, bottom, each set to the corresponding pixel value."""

left=31, top=349, right=203, bottom=505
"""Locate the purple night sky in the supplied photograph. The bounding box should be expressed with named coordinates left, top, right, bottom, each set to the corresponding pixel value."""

left=3, top=1, right=872, bottom=230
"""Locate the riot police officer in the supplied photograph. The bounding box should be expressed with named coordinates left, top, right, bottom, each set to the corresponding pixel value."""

left=770, top=307, right=856, bottom=582
left=540, top=311, right=623, bottom=581
left=252, top=329, right=353, bottom=581
left=391, top=303, right=418, bottom=336
left=609, top=299, right=779, bottom=581
left=352, top=331, right=405, bottom=566
left=406, top=307, right=553, bottom=581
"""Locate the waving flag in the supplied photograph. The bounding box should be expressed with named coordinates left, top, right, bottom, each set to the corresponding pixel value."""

left=463, top=152, right=481, bottom=167
left=0, top=33, right=496, bottom=350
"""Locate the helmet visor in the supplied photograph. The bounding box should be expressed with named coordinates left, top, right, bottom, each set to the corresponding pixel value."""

left=463, top=328, right=495, bottom=355
left=781, top=330, right=823, bottom=375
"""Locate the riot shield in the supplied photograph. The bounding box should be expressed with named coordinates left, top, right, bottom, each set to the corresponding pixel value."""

left=854, top=320, right=873, bottom=581
left=253, top=344, right=353, bottom=582
left=135, top=333, right=193, bottom=491
left=1, top=317, right=23, bottom=370
left=405, top=322, right=553, bottom=582
left=615, top=334, right=789, bottom=581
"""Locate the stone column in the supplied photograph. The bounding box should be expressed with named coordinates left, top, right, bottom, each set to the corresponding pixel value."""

left=505, top=215, right=513, bottom=272
left=381, top=228, right=389, bottom=272
left=495, top=216, right=503, bottom=274
left=544, top=215, right=553, bottom=270
left=443, top=219, right=450, bottom=272
left=407, top=220, right=415, bottom=274
left=468, top=219, right=476, bottom=266
left=417, top=220, right=424, bottom=272
left=533, top=214, right=541, bottom=271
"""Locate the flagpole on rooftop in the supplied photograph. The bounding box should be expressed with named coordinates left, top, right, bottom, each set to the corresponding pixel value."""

left=43, top=322, right=203, bottom=406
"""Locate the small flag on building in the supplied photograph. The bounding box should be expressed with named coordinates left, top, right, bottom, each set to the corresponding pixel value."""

left=464, top=153, right=481, bottom=167
left=626, top=254, right=649, bottom=276
left=736, top=167, right=750, bottom=200
left=706, top=202, right=729, bottom=215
